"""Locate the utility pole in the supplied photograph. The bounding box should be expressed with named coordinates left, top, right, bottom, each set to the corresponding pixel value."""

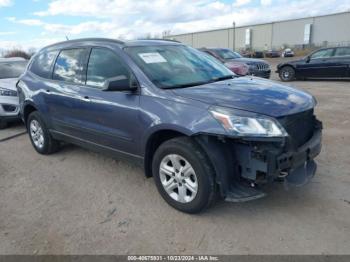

left=232, top=21, right=236, bottom=51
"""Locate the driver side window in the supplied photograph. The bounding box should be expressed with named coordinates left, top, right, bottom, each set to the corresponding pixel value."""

left=86, top=48, right=130, bottom=88
left=310, top=49, right=334, bottom=59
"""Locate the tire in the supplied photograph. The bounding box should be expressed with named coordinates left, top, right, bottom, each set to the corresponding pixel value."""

left=152, top=137, right=216, bottom=213
left=27, top=111, right=60, bottom=154
left=279, top=66, right=295, bottom=82
left=0, top=119, right=7, bottom=129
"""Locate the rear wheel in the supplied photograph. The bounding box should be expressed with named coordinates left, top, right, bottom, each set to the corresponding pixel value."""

left=27, top=111, right=60, bottom=154
left=152, top=137, right=216, bottom=213
left=279, top=66, right=295, bottom=82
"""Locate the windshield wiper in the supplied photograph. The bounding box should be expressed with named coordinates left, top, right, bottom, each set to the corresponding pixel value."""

left=162, top=75, right=235, bottom=89
left=163, top=81, right=210, bottom=89
left=208, top=75, right=236, bottom=83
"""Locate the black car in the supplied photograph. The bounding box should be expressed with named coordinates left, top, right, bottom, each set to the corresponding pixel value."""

left=202, top=48, right=271, bottom=78
left=265, top=50, right=280, bottom=58
left=277, top=46, right=350, bottom=81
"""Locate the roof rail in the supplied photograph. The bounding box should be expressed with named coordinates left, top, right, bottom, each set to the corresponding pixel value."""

left=44, top=38, right=125, bottom=49
left=137, top=38, right=181, bottom=43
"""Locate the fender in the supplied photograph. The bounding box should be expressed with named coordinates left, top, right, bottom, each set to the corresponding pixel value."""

left=194, top=135, right=236, bottom=197
left=21, top=100, right=37, bottom=123
left=141, top=123, right=194, bottom=154
left=277, top=63, right=296, bottom=73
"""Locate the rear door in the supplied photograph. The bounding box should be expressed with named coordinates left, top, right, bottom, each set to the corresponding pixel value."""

left=45, top=48, right=90, bottom=136
left=333, top=47, right=350, bottom=77
left=297, top=48, right=335, bottom=78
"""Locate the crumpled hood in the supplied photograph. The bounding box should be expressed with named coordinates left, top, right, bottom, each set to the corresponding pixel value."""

left=0, top=78, right=18, bottom=91
left=172, top=77, right=315, bottom=118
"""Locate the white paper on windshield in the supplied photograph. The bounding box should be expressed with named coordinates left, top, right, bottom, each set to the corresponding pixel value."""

left=138, top=52, right=167, bottom=64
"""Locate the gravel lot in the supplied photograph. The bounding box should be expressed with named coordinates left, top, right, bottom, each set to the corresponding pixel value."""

left=0, top=57, right=349, bottom=255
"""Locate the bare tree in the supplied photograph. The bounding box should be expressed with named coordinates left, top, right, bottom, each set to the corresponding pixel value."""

left=4, top=49, right=31, bottom=60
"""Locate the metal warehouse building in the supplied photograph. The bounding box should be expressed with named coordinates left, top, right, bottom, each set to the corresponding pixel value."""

left=165, top=11, right=350, bottom=51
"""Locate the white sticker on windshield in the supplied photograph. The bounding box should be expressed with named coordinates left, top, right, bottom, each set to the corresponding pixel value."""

left=138, top=52, right=167, bottom=64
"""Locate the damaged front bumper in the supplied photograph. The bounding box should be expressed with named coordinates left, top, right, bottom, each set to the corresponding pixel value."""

left=196, top=120, right=322, bottom=202
left=235, top=120, right=322, bottom=185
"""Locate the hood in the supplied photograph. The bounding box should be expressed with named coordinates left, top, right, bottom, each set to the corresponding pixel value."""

left=227, top=57, right=268, bottom=65
left=171, top=77, right=315, bottom=118
left=0, top=78, right=18, bottom=91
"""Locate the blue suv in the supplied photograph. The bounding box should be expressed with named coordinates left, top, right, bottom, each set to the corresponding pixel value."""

left=17, top=38, right=322, bottom=213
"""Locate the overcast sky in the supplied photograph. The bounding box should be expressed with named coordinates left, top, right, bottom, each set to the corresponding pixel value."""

left=0, top=0, right=349, bottom=50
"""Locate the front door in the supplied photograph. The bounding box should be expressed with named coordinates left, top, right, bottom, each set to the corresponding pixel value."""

left=297, top=48, right=336, bottom=78
left=73, top=47, right=141, bottom=157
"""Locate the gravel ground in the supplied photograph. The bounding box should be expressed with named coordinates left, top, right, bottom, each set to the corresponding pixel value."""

left=0, top=57, right=349, bottom=255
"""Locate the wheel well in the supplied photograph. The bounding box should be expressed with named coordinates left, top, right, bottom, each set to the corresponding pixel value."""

left=279, top=64, right=295, bottom=71
left=23, top=104, right=37, bottom=126
left=144, top=130, right=188, bottom=177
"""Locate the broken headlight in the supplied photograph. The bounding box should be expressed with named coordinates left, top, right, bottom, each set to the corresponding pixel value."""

left=210, top=106, right=287, bottom=137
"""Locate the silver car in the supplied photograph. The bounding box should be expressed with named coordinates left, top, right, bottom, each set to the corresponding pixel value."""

left=0, top=57, right=28, bottom=129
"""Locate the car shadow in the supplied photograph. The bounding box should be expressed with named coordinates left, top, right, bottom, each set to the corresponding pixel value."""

left=49, top=140, right=323, bottom=217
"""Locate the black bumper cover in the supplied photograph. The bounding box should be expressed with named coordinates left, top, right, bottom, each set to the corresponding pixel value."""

left=196, top=120, right=322, bottom=202
left=235, top=123, right=322, bottom=184
left=0, top=113, right=21, bottom=123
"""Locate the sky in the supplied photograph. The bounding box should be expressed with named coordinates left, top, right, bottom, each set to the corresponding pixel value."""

left=0, top=0, right=349, bottom=51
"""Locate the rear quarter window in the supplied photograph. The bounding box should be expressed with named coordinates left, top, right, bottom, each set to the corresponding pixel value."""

left=30, top=50, right=58, bottom=78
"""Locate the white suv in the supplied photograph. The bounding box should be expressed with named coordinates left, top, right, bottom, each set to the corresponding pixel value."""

left=0, top=57, right=28, bottom=129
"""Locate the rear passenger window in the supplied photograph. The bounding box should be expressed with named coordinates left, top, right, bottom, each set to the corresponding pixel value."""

left=53, top=49, right=86, bottom=84
left=86, top=48, right=130, bottom=88
left=30, top=50, right=58, bottom=78
left=335, top=47, right=350, bottom=57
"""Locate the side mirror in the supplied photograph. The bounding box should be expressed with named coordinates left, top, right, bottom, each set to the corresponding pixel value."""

left=305, top=56, right=311, bottom=63
left=104, top=75, right=138, bottom=92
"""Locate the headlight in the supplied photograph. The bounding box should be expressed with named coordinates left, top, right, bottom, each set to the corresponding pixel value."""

left=0, top=87, right=18, bottom=97
left=210, top=107, right=287, bottom=137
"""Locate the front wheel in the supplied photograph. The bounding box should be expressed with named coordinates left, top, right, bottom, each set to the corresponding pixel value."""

left=279, top=66, right=295, bottom=82
left=152, top=137, right=216, bottom=213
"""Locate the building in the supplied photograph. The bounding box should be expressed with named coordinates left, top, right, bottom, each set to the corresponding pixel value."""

left=165, top=11, right=350, bottom=51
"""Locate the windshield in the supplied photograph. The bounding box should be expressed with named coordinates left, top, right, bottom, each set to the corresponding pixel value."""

left=0, top=61, right=27, bottom=79
left=213, top=49, right=242, bottom=60
left=124, top=45, right=234, bottom=89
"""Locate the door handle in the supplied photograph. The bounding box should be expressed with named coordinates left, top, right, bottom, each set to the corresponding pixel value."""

left=83, top=96, right=91, bottom=101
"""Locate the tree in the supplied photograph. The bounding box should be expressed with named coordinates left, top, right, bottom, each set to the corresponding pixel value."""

left=3, top=49, right=31, bottom=60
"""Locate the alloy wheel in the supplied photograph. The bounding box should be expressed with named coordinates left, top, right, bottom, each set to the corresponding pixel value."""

left=159, top=154, right=198, bottom=203
left=30, top=119, right=45, bottom=149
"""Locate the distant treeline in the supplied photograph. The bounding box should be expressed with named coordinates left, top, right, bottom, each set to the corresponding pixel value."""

left=0, top=49, right=35, bottom=59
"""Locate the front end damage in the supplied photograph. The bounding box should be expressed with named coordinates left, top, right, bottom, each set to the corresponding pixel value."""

left=195, top=115, right=322, bottom=202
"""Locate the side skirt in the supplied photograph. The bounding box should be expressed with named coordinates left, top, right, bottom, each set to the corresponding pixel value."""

left=50, top=130, right=144, bottom=167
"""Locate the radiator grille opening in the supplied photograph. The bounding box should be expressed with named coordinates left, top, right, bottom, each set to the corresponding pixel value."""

left=2, top=104, right=17, bottom=112
left=277, top=109, right=314, bottom=148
